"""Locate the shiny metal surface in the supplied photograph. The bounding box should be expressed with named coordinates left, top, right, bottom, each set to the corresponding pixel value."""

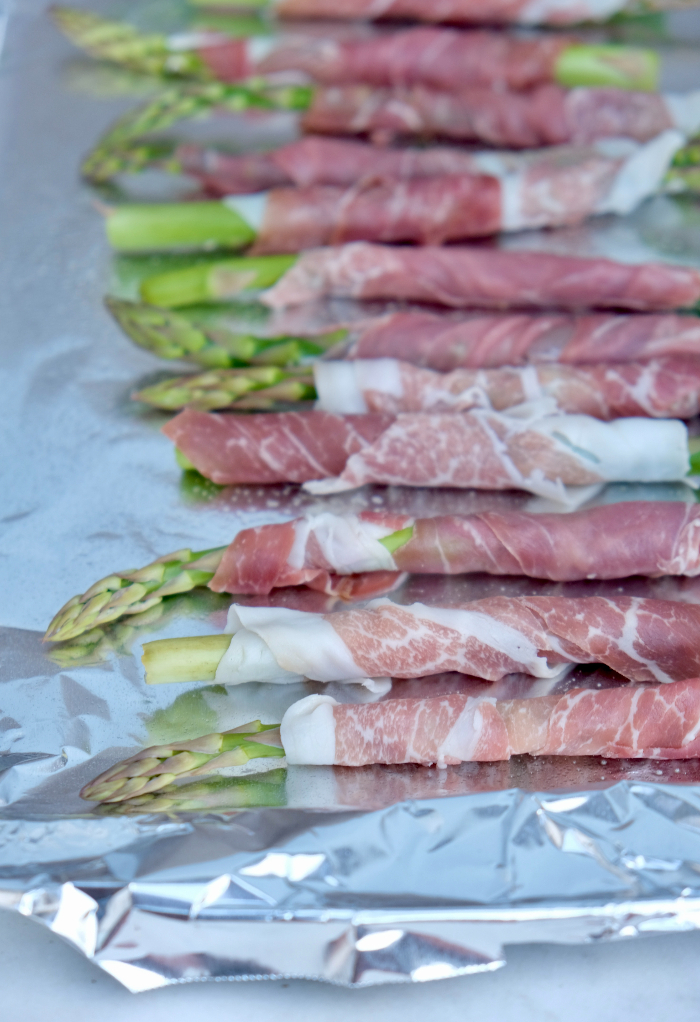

left=3, top=0, right=700, bottom=992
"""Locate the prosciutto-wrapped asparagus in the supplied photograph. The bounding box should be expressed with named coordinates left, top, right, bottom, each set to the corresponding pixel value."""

left=138, top=353, right=700, bottom=416
left=313, top=356, right=700, bottom=419
left=143, top=245, right=700, bottom=312
left=338, top=310, right=700, bottom=370
left=141, top=594, right=700, bottom=685
left=78, top=678, right=700, bottom=803
left=177, top=136, right=673, bottom=197
left=245, top=0, right=696, bottom=27
left=281, top=679, right=700, bottom=766
left=106, top=132, right=685, bottom=254
left=163, top=405, right=691, bottom=499
left=52, top=9, right=659, bottom=92
left=210, top=502, right=700, bottom=595
left=300, top=84, right=700, bottom=147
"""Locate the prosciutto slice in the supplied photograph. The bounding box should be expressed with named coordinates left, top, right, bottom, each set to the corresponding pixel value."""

left=341, top=310, right=700, bottom=369
left=274, top=0, right=651, bottom=27
left=162, top=408, right=392, bottom=484
left=237, top=132, right=681, bottom=252
left=301, top=85, right=700, bottom=147
left=210, top=502, right=700, bottom=595
left=200, top=27, right=574, bottom=91
left=315, top=356, right=700, bottom=419
left=165, top=406, right=689, bottom=498
left=262, top=243, right=700, bottom=311
left=280, top=679, right=700, bottom=766
left=182, top=136, right=664, bottom=197
left=217, top=595, right=700, bottom=685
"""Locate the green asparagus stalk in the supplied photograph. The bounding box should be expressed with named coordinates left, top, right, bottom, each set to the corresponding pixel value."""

left=44, top=546, right=227, bottom=643
left=106, top=202, right=257, bottom=253
left=51, top=6, right=211, bottom=78
left=97, top=770, right=287, bottom=813
left=105, top=296, right=341, bottom=367
left=81, top=720, right=285, bottom=804
left=139, top=255, right=297, bottom=305
left=133, top=365, right=316, bottom=410
left=81, top=81, right=312, bottom=183
left=666, top=142, right=700, bottom=194
left=554, top=44, right=657, bottom=90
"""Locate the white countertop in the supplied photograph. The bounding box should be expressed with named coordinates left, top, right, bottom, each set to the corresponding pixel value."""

left=2, top=908, right=700, bottom=1022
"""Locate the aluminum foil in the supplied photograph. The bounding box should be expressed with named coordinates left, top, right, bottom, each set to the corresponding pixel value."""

left=3, top=0, right=700, bottom=993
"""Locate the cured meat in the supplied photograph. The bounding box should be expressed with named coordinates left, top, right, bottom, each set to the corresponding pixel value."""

left=262, top=243, right=700, bottom=311
left=209, top=502, right=700, bottom=595
left=218, top=594, right=700, bottom=685
left=301, top=85, right=700, bottom=147
left=162, top=407, right=393, bottom=484
left=251, top=175, right=503, bottom=251
left=342, top=310, right=700, bottom=369
left=242, top=132, right=681, bottom=251
left=165, top=406, right=689, bottom=498
left=200, top=27, right=574, bottom=91
left=315, top=356, right=700, bottom=419
left=274, top=0, right=638, bottom=27
left=280, top=679, right=700, bottom=767
left=181, top=136, right=650, bottom=196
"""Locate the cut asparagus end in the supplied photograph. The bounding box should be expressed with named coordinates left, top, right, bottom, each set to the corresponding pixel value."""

left=106, top=202, right=256, bottom=254
left=378, top=525, right=414, bottom=555
left=140, top=255, right=297, bottom=306
left=665, top=142, right=700, bottom=193
left=142, top=634, right=233, bottom=684
left=44, top=546, right=226, bottom=643
left=554, top=44, right=659, bottom=91
left=80, top=721, right=284, bottom=803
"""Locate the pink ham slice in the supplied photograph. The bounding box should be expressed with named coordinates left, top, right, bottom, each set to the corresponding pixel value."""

left=275, top=0, right=620, bottom=25
left=262, top=243, right=700, bottom=311
left=162, top=407, right=393, bottom=484
left=344, top=311, right=700, bottom=369
left=322, top=679, right=700, bottom=765
left=324, top=595, right=700, bottom=682
left=251, top=175, right=503, bottom=253
left=209, top=503, right=700, bottom=595
left=349, top=357, right=700, bottom=419
left=301, top=85, right=673, bottom=147
left=198, top=27, right=572, bottom=91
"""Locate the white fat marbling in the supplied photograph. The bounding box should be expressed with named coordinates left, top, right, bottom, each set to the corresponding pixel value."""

left=519, top=0, right=623, bottom=23
left=665, top=91, right=700, bottom=138
left=599, top=130, right=684, bottom=216
left=368, top=598, right=565, bottom=680
left=223, top=192, right=269, bottom=231
left=439, top=697, right=498, bottom=768
left=535, top=415, right=690, bottom=483
left=215, top=628, right=303, bottom=685
left=225, top=604, right=364, bottom=682
left=288, top=512, right=400, bottom=573
left=281, top=694, right=338, bottom=765
left=314, top=359, right=404, bottom=413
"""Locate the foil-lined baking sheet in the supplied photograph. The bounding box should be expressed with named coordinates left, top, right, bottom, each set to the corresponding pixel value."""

left=3, top=0, right=700, bottom=992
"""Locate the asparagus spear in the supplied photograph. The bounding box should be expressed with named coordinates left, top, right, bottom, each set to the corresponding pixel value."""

left=44, top=546, right=227, bottom=642
left=106, top=296, right=343, bottom=367
left=44, top=526, right=413, bottom=643
left=133, top=365, right=316, bottom=410
left=138, top=255, right=296, bottom=306
left=81, top=81, right=312, bottom=183
left=97, top=769, right=287, bottom=813
left=81, top=720, right=285, bottom=804
left=53, top=6, right=660, bottom=91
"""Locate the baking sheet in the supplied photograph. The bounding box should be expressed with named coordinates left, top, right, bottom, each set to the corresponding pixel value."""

left=3, top=0, right=700, bottom=991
